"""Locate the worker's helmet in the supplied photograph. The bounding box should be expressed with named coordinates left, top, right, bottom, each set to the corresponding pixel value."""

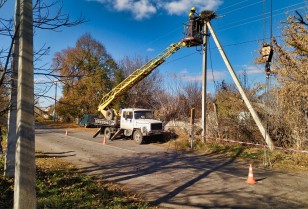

left=191, top=7, right=196, bottom=12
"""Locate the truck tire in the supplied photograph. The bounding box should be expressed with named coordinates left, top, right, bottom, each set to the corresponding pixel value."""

left=133, top=129, right=143, bottom=144
left=105, top=109, right=114, bottom=120
left=104, top=127, right=112, bottom=141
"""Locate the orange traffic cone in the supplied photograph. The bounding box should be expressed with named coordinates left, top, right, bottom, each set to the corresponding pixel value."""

left=246, top=164, right=256, bottom=184
left=103, top=135, right=106, bottom=145
left=65, top=129, right=68, bottom=136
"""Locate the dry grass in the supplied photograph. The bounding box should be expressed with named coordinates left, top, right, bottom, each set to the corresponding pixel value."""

left=161, top=127, right=308, bottom=172
left=36, top=118, right=80, bottom=129
left=0, top=152, right=158, bottom=209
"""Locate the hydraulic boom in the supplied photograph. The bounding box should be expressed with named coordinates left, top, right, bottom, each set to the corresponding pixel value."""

left=98, top=41, right=186, bottom=119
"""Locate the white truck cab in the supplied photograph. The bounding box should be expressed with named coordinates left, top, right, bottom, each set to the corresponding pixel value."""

left=120, top=108, right=163, bottom=144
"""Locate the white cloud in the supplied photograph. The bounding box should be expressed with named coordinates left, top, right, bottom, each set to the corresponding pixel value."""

left=179, top=69, right=188, bottom=75
left=134, top=0, right=157, bottom=20
left=164, top=0, right=223, bottom=15
left=146, top=47, right=154, bottom=52
left=89, top=0, right=156, bottom=20
left=240, top=65, right=263, bottom=75
left=34, top=77, right=53, bottom=84
left=208, top=70, right=226, bottom=80
left=88, top=0, right=223, bottom=20
left=179, top=70, right=226, bottom=82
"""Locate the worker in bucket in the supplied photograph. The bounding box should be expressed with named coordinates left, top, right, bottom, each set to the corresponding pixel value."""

left=188, top=7, right=201, bottom=37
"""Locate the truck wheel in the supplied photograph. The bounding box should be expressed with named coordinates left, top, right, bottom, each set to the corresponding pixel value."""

left=104, top=127, right=112, bottom=141
left=105, top=109, right=114, bottom=120
left=133, top=129, right=143, bottom=144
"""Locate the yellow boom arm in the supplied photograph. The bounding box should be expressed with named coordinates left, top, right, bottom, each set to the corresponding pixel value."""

left=98, top=41, right=186, bottom=118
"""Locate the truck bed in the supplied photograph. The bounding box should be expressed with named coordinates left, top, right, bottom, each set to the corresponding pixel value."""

left=94, top=118, right=118, bottom=126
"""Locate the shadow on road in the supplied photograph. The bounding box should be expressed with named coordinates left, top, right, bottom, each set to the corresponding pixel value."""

left=76, top=147, right=306, bottom=209
left=36, top=151, right=76, bottom=158
left=152, top=148, right=243, bottom=205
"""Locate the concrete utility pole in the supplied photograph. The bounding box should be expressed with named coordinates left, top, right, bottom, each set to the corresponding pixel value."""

left=5, top=0, right=20, bottom=178
left=14, top=0, right=36, bottom=208
left=201, top=21, right=208, bottom=143
left=206, top=21, right=274, bottom=150
left=190, top=108, right=195, bottom=149
left=53, top=80, right=58, bottom=122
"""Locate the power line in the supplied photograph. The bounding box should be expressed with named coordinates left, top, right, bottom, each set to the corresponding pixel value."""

left=208, top=39, right=217, bottom=92
left=136, top=25, right=183, bottom=52
left=263, top=0, right=267, bottom=42
left=134, top=1, right=304, bottom=60
left=162, top=33, right=286, bottom=69
left=220, top=0, right=264, bottom=15
left=218, top=2, right=304, bottom=30
left=217, top=0, right=250, bottom=12
left=164, top=51, right=199, bottom=65
left=217, top=6, right=306, bottom=33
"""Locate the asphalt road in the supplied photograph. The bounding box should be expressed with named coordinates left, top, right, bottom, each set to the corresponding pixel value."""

left=35, top=127, right=308, bottom=209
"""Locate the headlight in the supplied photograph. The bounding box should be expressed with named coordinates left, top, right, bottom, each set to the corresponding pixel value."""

left=142, top=127, right=147, bottom=133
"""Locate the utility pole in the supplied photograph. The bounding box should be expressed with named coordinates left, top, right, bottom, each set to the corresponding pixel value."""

left=5, top=0, right=20, bottom=178
left=53, top=80, right=58, bottom=122
left=190, top=108, right=195, bottom=149
left=14, top=0, right=36, bottom=208
left=206, top=20, right=274, bottom=150
left=201, top=21, right=208, bottom=143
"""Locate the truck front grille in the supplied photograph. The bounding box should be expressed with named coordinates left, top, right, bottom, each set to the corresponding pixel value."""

left=151, top=123, right=162, bottom=130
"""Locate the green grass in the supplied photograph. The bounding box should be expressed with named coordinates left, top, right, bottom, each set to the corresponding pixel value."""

left=0, top=154, right=155, bottom=209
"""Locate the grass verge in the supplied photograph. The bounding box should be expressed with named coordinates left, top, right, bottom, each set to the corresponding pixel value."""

left=0, top=153, right=156, bottom=209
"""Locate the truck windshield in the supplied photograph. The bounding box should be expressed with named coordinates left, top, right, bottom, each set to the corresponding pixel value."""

left=134, top=111, right=153, bottom=119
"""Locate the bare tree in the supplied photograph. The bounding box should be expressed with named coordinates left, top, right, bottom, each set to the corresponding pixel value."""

left=117, top=55, right=162, bottom=109
left=154, top=73, right=202, bottom=122
left=0, top=0, right=8, bottom=8
left=0, top=0, right=85, bottom=121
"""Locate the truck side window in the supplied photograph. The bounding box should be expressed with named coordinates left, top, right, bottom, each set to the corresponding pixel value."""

left=127, top=111, right=133, bottom=119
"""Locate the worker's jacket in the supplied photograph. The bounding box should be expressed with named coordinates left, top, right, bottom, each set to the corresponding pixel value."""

left=188, top=12, right=201, bottom=36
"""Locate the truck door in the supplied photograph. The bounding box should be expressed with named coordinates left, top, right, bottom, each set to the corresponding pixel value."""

left=120, top=111, right=134, bottom=130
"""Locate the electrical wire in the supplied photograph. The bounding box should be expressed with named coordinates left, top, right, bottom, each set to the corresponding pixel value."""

left=164, top=51, right=199, bottom=65
left=162, top=35, right=283, bottom=66
left=220, top=0, right=264, bottom=15
left=136, top=25, right=183, bottom=52
left=147, top=2, right=305, bottom=57
left=216, top=2, right=305, bottom=33
left=134, top=1, right=305, bottom=59
left=270, top=0, right=273, bottom=42
left=208, top=39, right=217, bottom=92
left=216, top=0, right=250, bottom=12
left=217, top=5, right=306, bottom=33
left=263, top=0, right=267, bottom=42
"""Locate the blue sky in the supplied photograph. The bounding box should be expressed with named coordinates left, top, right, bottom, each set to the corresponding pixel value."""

left=1, top=0, right=307, bottom=107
